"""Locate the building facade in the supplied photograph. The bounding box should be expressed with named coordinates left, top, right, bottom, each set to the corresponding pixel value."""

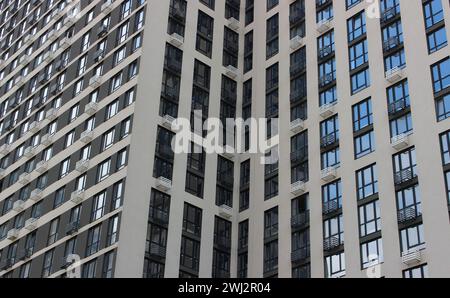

left=0, top=0, right=449, bottom=278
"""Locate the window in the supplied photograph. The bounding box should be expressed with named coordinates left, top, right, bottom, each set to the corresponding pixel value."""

left=347, top=12, right=366, bottom=42
left=403, top=264, right=428, bottom=278
left=440, top=130, right=450, bottom=165
left=356, top=164, right=378, bottom=200
left=102, top=251, right=115, bottom=278
left=82, top=259, right=97, bottom=278
left=353, top=98, right=373, bottom=132
left=42, top=250, right=54, bottom=278
left=325, top=252, right=345, bottom=278
left=264, top=207, right=278, bottom=239
left=47, top=218, right=59, bottom=245
left=361, top=238, right=383, bottom=269
left=107, top=215, right=120, bottom=245
left=183, top=203, right=202, bottom=236
left=266, top=14, right=279, bottom=59
left=97, top=159, right=111, bottom=182
left=359, top=200, right=381, bottom=237
left=59, top=158, right=70, bottom=178
left=400, top=224, right=425, bottom=253
left=355, top=131, right=375, bottom=159
left=86, top=225, right=102, bottom=256
left=54, top=187, right=65, bottom=208
left=92, top=192, right=106, bottom=222
left=102, top=129, right=115, bottom=151
left=431, top=58, right=449, bottom=93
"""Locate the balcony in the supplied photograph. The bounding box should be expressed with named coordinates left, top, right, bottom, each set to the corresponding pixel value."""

left=290, top=118, right=305, bottom=133
left=381, top=6, right=399, bottom=24
left=319, top=73, right=334, bottom=88
left=317, top=19, right=332, bottom=34
left=71, top=190, right=85, bottom=204
left=29, top=121, right=41, bottom=134
left=291, top=181, right=306, bottom=196
left=323, top=200, right=340, bottom=215
left=75, top=159, right=89, bottom=173
left=320, top=102, right=337, bottom=118
left=58, top=35, right=71, bottom=49
left=318, top=45, right=334, bottom=59
left=63, top=15, right=76, bottom=28
left=15, top=76, right=25, bottom=87
left=101, top=0, right=114, bottom=15
left=323, top=236, right=342, bottom=251
left=24, top=218, right=38, bottom=231
left=19, top=54, right=30, bottom=66
left=394, top=169, right=416, bottom=185
left=290, top=89, right=306, bottom=103
left=225, top=65, right=238, bottom=79
left=161, top=114, right=176, bottom=130
left=290, top=60, right=306, bottom=78
left=169, top=32, right=184, bottom=48
left=41, top=134, right=53, bottom=146
left=388, top=100, right=408, bottom=115
left=321, top=167, right=337, bottom=182
left=383, top=36, right=402, bottom=52
left=24, top=146, right=36, bottom=158
left=30, top=189, right=43, bottom=202
left=219, top=205, right=233, bottom=219
left=89, top=75, right=102, bottom=88
left=291, top=247, right=309, bottom=263
left=149, top=243, right=166, bottom=258
left=321, top=134, right=337, bottom=148
left=35, top=161, right=48, bottom=174
left=84, top=102, right=99, bottom=116
left=80, top=130, right=94, bottom=143
left=398, top=206, right=421, bottom=224
left=23, top=34, right=34, bottom=45
left=386, top=66, right=404, bottom=83
left=18, top=248, right=33, bottom=261
left=0, top=143, right=11, bottom=156
left=227, top=17, right=240, bottom=31
left=155, top=177, right=172, bottom=191
left=401, top=248, right=423, bottom=266
left=13, top=200, right=25, bottom=212
left=291, top=211, right=310, bottom=229
left=290, top=35, right=304, bottom=50
left=291, top=150, right=307, bottom=163
left=391, top=133, right=409, bottom=150
left=19, top=173, right=30, bottom=185
left=149, top=208, right=169, bottom=225
left=65, top=222, right=80, bottom=235
left=46, top=108, right=58, bottom=121
left=43, top=51, right=55, bottom=63
left=47, top=30, right=58, bottom=42
left=7, top=229, right=19, bottom=240
left=97, top=24, right=108, bottom=37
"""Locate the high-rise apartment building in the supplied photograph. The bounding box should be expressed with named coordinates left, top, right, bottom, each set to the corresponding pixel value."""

left=0, top=0, right=448, bottom=279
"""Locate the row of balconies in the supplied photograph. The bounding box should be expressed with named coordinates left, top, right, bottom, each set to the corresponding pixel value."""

left=0, top=100, right=99, bottom=159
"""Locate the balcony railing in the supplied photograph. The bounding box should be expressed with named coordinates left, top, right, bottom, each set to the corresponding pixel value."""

left=291, top=247, right=310, bottom=263
left=323, top=200, right=340, bottom=215
left=388, top=100, right=408, bottom=115
left=318, top=45, right=333, bottom=59
left=394, top=169, right=416, bottom=185
left=149, top=208, right=169, bottom=225
left=149, top=243, right=167, bottom=258
left=320, top=134, right=338, bottom=148
left=381, top=6, right=399, bottom=24
left=291, top=211, right=310, bottom=229
left=323, top=236, right=342, bottom=251
left=397, top=206, right=421, bottom=224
